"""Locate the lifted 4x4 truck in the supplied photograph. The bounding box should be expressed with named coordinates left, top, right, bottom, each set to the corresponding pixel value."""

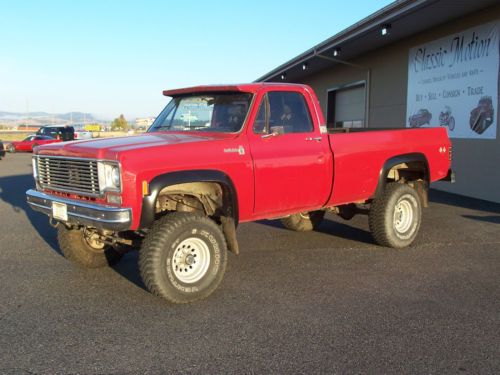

left=27, top=83, right=453, bottom=304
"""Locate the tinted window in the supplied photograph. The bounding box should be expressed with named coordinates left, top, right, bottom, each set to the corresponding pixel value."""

left=38, top=126, right=74, bottom=141
left=254, top=92, right=313, bottom=134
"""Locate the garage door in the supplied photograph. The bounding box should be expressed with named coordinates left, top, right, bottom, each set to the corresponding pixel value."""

left=327, top=84, right=366, bottom=128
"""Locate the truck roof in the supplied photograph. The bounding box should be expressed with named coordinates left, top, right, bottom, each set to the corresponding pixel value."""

left=163, top=83, right=309, bottom=97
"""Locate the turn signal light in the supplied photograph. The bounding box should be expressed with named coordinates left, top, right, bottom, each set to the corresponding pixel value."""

left=142, top=180, right=150, bottom=196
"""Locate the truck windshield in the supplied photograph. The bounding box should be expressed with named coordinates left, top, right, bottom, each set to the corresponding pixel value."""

left=148, top=92, right=252, bottom=133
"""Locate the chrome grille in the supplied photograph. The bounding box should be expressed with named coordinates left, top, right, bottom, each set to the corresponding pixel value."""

left=37, top=156, right=100, bottom=196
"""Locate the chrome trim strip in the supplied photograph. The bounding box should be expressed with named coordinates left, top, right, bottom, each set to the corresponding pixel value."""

left=34, top=154, right=118, bottom=163
left=26, top=189, right=131, bottom=231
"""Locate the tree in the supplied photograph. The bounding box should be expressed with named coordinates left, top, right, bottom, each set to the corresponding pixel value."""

left=111, top=114, right=129, bottom=131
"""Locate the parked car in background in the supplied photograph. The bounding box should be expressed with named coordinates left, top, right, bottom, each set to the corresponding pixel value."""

left=73, top=124, right=93, bottom=140
left=7, top=135, right=61, bottom=152
left=0, top=140, right=5, bottom=159
left=36, top=125, right=75, bottom=141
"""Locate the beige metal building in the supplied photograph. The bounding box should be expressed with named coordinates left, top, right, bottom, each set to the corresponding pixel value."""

left=257, top=0, right=500, bottom=203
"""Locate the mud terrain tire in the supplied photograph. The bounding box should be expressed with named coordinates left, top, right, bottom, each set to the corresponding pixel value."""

left=369, top=182, right=422, bottom=248
left=57, top=226, right=123, bottom=268
left=139, top=212, right=227, bottom=304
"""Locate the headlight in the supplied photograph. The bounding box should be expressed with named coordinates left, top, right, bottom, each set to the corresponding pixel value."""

left=111, top=166, right=120, bottom=187
left=97, top=161, right=121, bottom=192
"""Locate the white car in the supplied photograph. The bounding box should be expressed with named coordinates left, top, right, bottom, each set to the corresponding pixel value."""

left=73, top=126, right=93, bottom=140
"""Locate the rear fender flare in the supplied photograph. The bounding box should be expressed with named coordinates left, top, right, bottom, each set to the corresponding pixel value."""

left=139, top=170, right=238, bottom=229
left=375, top=153, right=430, bottom=197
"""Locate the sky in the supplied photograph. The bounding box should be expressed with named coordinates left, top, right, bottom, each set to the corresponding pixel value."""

left=0, top=0, right=393, bottom=120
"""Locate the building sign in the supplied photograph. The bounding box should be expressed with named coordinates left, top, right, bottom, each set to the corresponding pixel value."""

left=406, top=22, right=499, bottom=139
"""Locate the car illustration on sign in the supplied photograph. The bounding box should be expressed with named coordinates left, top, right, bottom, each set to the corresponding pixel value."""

left=470, top=96, right=494, bottom=134
left=409, top=109, right=432, bottom=127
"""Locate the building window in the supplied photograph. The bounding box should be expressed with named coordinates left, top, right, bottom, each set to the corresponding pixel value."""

left=327, top=83, right=366, bottom=128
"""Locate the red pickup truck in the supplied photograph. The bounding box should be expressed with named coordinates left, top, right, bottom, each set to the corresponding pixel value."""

left=26, top=83, right=453, bottom=303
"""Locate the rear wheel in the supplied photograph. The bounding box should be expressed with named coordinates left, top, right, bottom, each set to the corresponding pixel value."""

left=139, top=212, right=227, bottom=304
left=369, top=183, right=422, bottom=248
left=57, top=226, right=123, bottom=268
left=281, top=211, right=325, bottom=232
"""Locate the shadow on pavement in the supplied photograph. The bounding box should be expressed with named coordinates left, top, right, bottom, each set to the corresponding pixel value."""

left=256, top=217, right=374, bottom=245
left=0, top=171, right=147, bottom=290
left=429, top=189, right=500, bottom=214
left=0, top=173, right=59, bottom=252
left=112, top=251, right=147, bottom=290
left=462, top=215, right=500, bottom=224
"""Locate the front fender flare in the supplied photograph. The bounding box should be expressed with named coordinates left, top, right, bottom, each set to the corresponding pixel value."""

left=139, top=170, right=239, bottom=229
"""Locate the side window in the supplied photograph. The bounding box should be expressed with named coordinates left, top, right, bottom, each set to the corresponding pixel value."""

left=253, top=96, right=268, bottom=134
left=268, top=92, right=314, bottom=134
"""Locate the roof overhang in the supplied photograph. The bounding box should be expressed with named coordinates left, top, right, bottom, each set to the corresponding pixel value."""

left=256, top=0, right=499, bottom=82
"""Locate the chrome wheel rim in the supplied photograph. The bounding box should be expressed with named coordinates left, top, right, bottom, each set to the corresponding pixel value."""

left=393, top=195, right=414, bottom=234
left=172, top=237, right=210, bottom=284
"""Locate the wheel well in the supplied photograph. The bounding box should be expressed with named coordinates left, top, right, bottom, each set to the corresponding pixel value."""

left=155, top=182, right=224, bottom=217
left=385, top=161, right=428, bottom=184
left=376, top=154, right=430, bottom=207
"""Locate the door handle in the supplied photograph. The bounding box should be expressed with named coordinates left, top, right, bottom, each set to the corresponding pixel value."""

left=261, top=132, right=278, bottom=139
left=305, top=137, right=322, bottom=142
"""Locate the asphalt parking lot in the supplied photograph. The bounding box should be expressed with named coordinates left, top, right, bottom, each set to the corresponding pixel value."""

left=0, top=152, right=499, bottom=374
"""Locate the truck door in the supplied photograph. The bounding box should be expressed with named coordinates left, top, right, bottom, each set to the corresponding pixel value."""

left=249, top=91, right=331, bottom=216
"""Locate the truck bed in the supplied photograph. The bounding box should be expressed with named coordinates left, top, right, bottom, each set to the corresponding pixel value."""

left=326, top=127, right=451, bottom=206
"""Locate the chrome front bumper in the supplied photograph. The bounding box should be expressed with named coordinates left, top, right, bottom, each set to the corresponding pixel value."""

left=26, top=189, right=132, bottom=231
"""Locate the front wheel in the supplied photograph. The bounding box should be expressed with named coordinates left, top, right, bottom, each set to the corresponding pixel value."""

left=139, top=212, right=227, bottom=304
left=369, top=183, right=422, bottom=248
left=8, top=144, right=15, bottom=153
left=57, top=226, right=123, bottom=268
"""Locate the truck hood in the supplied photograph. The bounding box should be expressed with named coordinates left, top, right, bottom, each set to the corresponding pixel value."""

left=35, top=132, right=235, bottom=160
